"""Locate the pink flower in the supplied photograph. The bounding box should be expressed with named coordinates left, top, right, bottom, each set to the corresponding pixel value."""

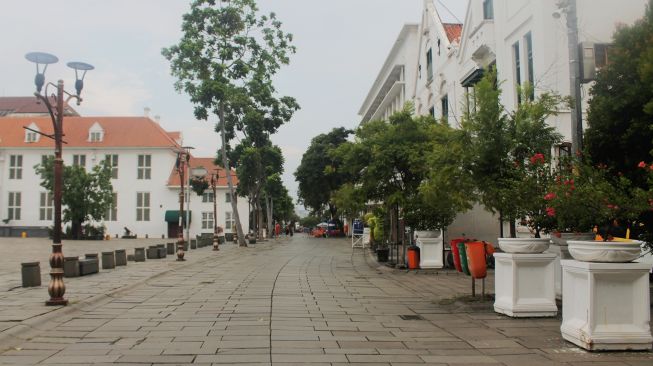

left=546, top=207, right=556, bottom=217
left=544, top=192, right=556, bottom=200
left=638, top=161, right=647, bottom=168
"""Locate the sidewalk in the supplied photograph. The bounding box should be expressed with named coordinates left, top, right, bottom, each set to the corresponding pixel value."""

left=0, top=236, right=650, bottom=365
left=0, top=237, right=237, bottom=347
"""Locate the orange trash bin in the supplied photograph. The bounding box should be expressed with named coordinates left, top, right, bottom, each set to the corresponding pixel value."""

left=465, top=241, right=488, bottom=279
left=407, top=246, right=420, bottom=269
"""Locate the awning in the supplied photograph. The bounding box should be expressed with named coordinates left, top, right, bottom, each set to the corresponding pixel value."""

left=164, top=210, right=192, bottom=225
left=461, top=68, right=485, bottom=87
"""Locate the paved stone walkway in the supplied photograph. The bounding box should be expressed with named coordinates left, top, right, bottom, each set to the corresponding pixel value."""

left=0, top=236, right=651, bottom=365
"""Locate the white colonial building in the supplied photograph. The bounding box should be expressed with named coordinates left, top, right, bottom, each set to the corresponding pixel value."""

left=0, top=115, right=248, bottom=239
left=360, top=0, right=648, bottom=242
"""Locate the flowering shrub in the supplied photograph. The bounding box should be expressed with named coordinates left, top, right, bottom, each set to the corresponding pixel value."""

left=515, top=152, right=557, bottom=237
left=547, top=158, right=649, bottom=241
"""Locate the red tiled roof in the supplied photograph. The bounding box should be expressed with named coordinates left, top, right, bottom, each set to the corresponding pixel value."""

left=443, top=23, right=463, bottom=43
left=0, top=96, right=78, bottom=116
left=167, top=131, right=181, bottom=143
left=167, top=156, right=238, bottom=187
left=0, top=116, right=180, bottom=148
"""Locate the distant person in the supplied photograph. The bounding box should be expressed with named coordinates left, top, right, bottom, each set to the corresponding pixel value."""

left=275, top=222, right=281, bottom=238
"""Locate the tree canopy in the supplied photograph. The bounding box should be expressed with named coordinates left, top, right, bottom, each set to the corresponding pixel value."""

left=35, top=158, right=113, bottom=239
left=585, top=0, right=653, bottom=187
left=295, top=127, right=352, bottom=218
left=163, top=0, right=298, bottom=245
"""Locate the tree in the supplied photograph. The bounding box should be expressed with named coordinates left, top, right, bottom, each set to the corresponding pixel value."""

left=418, top=123, right=475, bottom=232
left=584, top=1, right=653, bottom=249
left=230, top=139, right=283, bottom=238
left=585, top=0, right=653, bottom=188
left=163, top=0, right=298, bottom=246
left=295, top=127, right=352, bottom=218
left=35, top=158, right=113, bottom=239
left=462, top=70, right=564, bottom=237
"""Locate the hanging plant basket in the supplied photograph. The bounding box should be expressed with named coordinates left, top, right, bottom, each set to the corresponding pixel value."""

left=190, top=177, right=209, bottom=196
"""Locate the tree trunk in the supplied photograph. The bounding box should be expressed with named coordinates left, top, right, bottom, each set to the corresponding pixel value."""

left=265, top=194, right=273, bottom=237
left=256, top=199, right=264, bottom=240
left=498, top=212, right=504, bottom=238
left=509, top=219, right=517, bottom=238
left=219, top=101, right=247, bottom=247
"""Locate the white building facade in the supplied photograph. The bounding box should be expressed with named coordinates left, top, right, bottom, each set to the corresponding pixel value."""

left=0, top=116, right=248, bottom=239
left=360, top=0, right=648, bottom=242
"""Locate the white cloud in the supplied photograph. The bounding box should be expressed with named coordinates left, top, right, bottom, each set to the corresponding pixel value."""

left=80, top=66, right=151, bottom=116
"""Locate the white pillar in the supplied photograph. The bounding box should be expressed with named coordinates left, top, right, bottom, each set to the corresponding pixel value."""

left=416, top=230, right=443, bottom=269
left=560, top=260, right=652, bottom=351
left=494, top=253, right=558, bottom=317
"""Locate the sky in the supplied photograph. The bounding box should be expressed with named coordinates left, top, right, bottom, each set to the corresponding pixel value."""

left=0, top=0, right=467, bottom=214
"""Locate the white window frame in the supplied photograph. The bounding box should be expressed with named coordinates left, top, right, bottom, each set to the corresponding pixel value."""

left=39, top=192, right=53, bottom=221
left=137, top=155, right=151, bottom=180
left=225, top=192, right=232, bottom=203
left=225, top=212, right=235, bottom=231
left=9, top=155, right=22, bottom=180
left=8, top=192, right=21, bottom=220
left=202, top=211, right=214, bottom=230
left=203, top=192, right=214, bottom=203
left=105, top=154, right=119, bottom=179
left=105, top=192, right=118, bottom=221
left=73, top=154, right=86, bottom=167
left=136, top=192, right=150, bottom=221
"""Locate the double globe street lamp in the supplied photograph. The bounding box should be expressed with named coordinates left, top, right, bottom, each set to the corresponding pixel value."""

left=24, top=52, right=93, bottom=306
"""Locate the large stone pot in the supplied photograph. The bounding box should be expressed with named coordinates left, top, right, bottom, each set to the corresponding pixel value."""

left=567, top=240, right=642, bottom=263
left=498, top=237, right=550, bottom=254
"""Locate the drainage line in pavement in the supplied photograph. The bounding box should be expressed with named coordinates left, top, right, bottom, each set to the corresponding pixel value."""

left=267, top=241, right=315, bottom=364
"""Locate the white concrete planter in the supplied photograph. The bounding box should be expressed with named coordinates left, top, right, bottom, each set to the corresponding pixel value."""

left=493, top=252, right=558, bottom=317
left=416, top=230, right=443, bottom=269
left=498, top=237, right=550, bottom=254
left=568, top=240, right=642, bottom=263
left=546, top=233, right=595, bottom=299
left=561, top=260, right=653, bottom=351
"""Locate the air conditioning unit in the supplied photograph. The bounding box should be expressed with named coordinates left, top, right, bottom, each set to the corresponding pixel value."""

left=579, top=42, right=612, bottom=83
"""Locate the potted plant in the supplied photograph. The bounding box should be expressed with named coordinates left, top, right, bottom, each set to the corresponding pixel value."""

left=498, top=152, right=558, bottom=254
left=368, top=215, right=388, bottom=262
left=550, top=160, right=649, bottom=262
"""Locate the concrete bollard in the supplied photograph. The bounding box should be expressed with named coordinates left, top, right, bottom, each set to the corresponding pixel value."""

left=63, top=257, right=80, bottom=277
left=101, top=251, right=115, bottom=269
left=146, top=246, right=159, bottom=259
left=21, top=262, right=41, bottom=287
left=115, top=249, right=127, bottom=266
left=134, top=247, right=145, bottom=262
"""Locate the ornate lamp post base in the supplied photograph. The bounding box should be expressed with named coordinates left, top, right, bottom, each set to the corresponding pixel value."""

left=176, top=240, right=186, bottom=261
left=46, top=243, right=68, bottom=306
left=213, top=234, right=219, bottom=251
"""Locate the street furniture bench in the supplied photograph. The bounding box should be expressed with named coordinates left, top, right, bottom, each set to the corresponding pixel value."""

left=79, top=256, right=99, bottom=276
left=102, top=251, right=115, bottom=269
left=63, top=256, right=80, bottom=277
left=146, top=246, right=159, bottom=259
left=115, top=249, right=127, bottom=266
left=21, top=262, right=41, bottom=287
left=134, top=247, right=145, bottom=262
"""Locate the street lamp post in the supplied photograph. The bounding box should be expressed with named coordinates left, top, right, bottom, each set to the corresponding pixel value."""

left=176, top=147, right=193, bottom=261
left=24, top=52, right=93, bottom=306
left=191, top=167, right=221, bottom=251
left=211, top=171, right=220, bottom=251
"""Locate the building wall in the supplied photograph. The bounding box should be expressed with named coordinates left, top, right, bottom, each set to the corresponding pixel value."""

left=0, top=146, right=249, bottom=239
left=360, top=0, right=648, bottom=242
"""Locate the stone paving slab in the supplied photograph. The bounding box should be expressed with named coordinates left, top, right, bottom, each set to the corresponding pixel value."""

left=0, top=235, right=651, bottom=365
